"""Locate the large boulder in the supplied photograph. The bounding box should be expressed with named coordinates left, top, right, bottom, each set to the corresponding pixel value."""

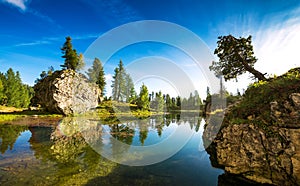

left=34, top=70, right=101, bottom=115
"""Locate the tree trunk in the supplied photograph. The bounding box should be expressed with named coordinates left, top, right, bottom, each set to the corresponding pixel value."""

left=238, top=54, right=267, bottom=81
left=241, top=60, right=267, bottom=81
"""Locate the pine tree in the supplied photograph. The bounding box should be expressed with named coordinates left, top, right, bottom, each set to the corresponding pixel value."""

left=138, top=84, right=150, bottom=110
left=155, top=91, right=164, bottom=112
left=61, top=36, right=79, bottom=71
left=124, top=73, right=135, bottom=102
left=0, top=77, right=4, bottom=104
left=165, top=94, right=171, bottom=111
left=176, top=96, right=181, bottom=109
left=111, top=60, right=126, bottom=102
left=77, top=53, right=85, bottom=71
left=87, top=58, right=106, bottom=95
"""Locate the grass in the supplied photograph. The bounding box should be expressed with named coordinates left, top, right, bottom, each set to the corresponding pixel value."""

left=0, top=106, right=63, bottom=123
left=225, top=67, right=300, bottom=128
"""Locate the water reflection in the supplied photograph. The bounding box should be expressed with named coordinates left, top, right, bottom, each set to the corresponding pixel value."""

left=0, top=113, right=225, bottom=185
left=0, top=124, right=27, bottom=154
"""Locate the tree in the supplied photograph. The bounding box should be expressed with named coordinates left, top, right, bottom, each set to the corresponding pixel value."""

left=35, top=66, right=55, bottom=84
left=154, top=91, right=164, bottom=112
left=165, top=94, right=171, bottom=111
left=137, top=84, right=150, bottom=110
left=124, top=73, right=135, bottom=102
left=176, top=96, right=181, bottom=108
left=0, top=77, right=4, bottom=104
left=87, top=58, right=106, bottom=95
left=2, top=68, right=32, bottom=108
left=111, top=60, right=135, bottom=102
left=61, top=36, right=80, bottom=71
left=194, top=90, right=202, bottom=110
left=210, top=35, right=266, bottom=81
left=111, top=60, right=126, bottom=102
left=77, top=53, right=85, bottom=71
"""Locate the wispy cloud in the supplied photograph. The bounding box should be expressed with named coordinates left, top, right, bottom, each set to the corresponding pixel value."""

left=14, top=40, right=51, bottom=47
left=2, top=0, right=28, bottom=11
left=253, top=8, right=300, bottom=76
left=12, top=33, right=100, bottom=48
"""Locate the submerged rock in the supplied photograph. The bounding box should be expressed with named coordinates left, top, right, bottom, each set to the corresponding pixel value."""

left=33, top=69, right=101, bottom=115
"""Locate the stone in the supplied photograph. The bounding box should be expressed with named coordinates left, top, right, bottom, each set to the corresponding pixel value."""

left=204, top=93, right=300, bottom=185
left=290, top=93, right=300, bottom=109
left=33, top=70, right=101, bottom=115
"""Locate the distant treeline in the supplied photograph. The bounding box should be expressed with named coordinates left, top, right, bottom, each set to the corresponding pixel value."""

left=0, top=68, right=33, bottom=108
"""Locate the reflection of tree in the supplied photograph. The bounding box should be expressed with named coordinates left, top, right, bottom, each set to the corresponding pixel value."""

left=28, top=118, right=117, bottom=185
left=0, top=124, right=27, bottom=154
left=110, top=124, right=135, bottom=145
left=138, top=119, right=149, bottom=146
left=154, top=115, right=164, bottom=137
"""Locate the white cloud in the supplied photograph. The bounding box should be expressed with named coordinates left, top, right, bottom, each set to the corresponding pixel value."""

left=253, top=19, right=300, bottom=76
left=3, top=0, right=28, bottom=11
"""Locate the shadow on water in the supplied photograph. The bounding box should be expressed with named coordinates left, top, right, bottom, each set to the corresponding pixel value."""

left=0, top=112, right=266, bottom=185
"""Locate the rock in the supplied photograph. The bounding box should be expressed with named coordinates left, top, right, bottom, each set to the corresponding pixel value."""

left=204, top=93, right=300, bottom=186
left=290, top=93, right=300, bottom=109
left=34, top=70, right=101, bottom=115
left=270, top=94, right=300, bottom=128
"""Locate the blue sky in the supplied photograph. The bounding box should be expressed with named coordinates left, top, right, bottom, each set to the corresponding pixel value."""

left=1, top=0, right=300, bottom=97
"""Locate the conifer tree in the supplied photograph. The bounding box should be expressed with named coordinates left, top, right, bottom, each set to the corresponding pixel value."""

left=138, top=84, right=150, bottom=110
left=61, top=36, right=79, bottom=71
left=87, top=58, right=106, bottom=95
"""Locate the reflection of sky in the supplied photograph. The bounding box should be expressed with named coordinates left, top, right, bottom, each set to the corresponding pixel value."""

left=1, top=131, right=32, bottom=155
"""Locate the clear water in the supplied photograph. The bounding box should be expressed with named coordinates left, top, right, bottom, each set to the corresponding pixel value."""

left=0, top=114, right=224, bottom=186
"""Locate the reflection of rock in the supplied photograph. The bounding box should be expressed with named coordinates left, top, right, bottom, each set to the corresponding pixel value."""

left=50, top=117, right=102, bottom=163
left=204, top=93, right=300, bottom=185
left=34, top=69, right=101, bottom=115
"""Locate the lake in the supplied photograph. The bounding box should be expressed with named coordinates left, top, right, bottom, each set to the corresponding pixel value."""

left=0, top=113, right=226, bottom=185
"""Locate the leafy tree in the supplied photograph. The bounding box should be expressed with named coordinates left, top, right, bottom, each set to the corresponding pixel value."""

left=210, top=35, right=266, bottom=81
left=87, top=58, right=106, bottom=95
left=61, top=36, right=80, bottom=71
left=137, top=84, right=150, bottom=110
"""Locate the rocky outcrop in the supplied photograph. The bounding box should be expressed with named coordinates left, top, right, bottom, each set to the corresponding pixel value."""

left=34, top=70, right=101, bottom=115
left=204, top=93, right=300, bottom=186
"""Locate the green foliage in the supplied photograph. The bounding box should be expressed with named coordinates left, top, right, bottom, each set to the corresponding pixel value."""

left=111, top=60, right=136, bottom=102
left=138, top=84, right=150, bottom=110
left=86, top=58, right=106, bottom=95
left=60, top=36, right=84, bottom=71
left=226, top=67, right=300, bottom=126
left=0, top=124, right=28, bottom=154
left=35, top=66, right=55, bottom=84
left=0, top=68, right=33, bottom=108
left=181, top=91, right=203, bottom=110
left=210, top=35, right=266, bottom=81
